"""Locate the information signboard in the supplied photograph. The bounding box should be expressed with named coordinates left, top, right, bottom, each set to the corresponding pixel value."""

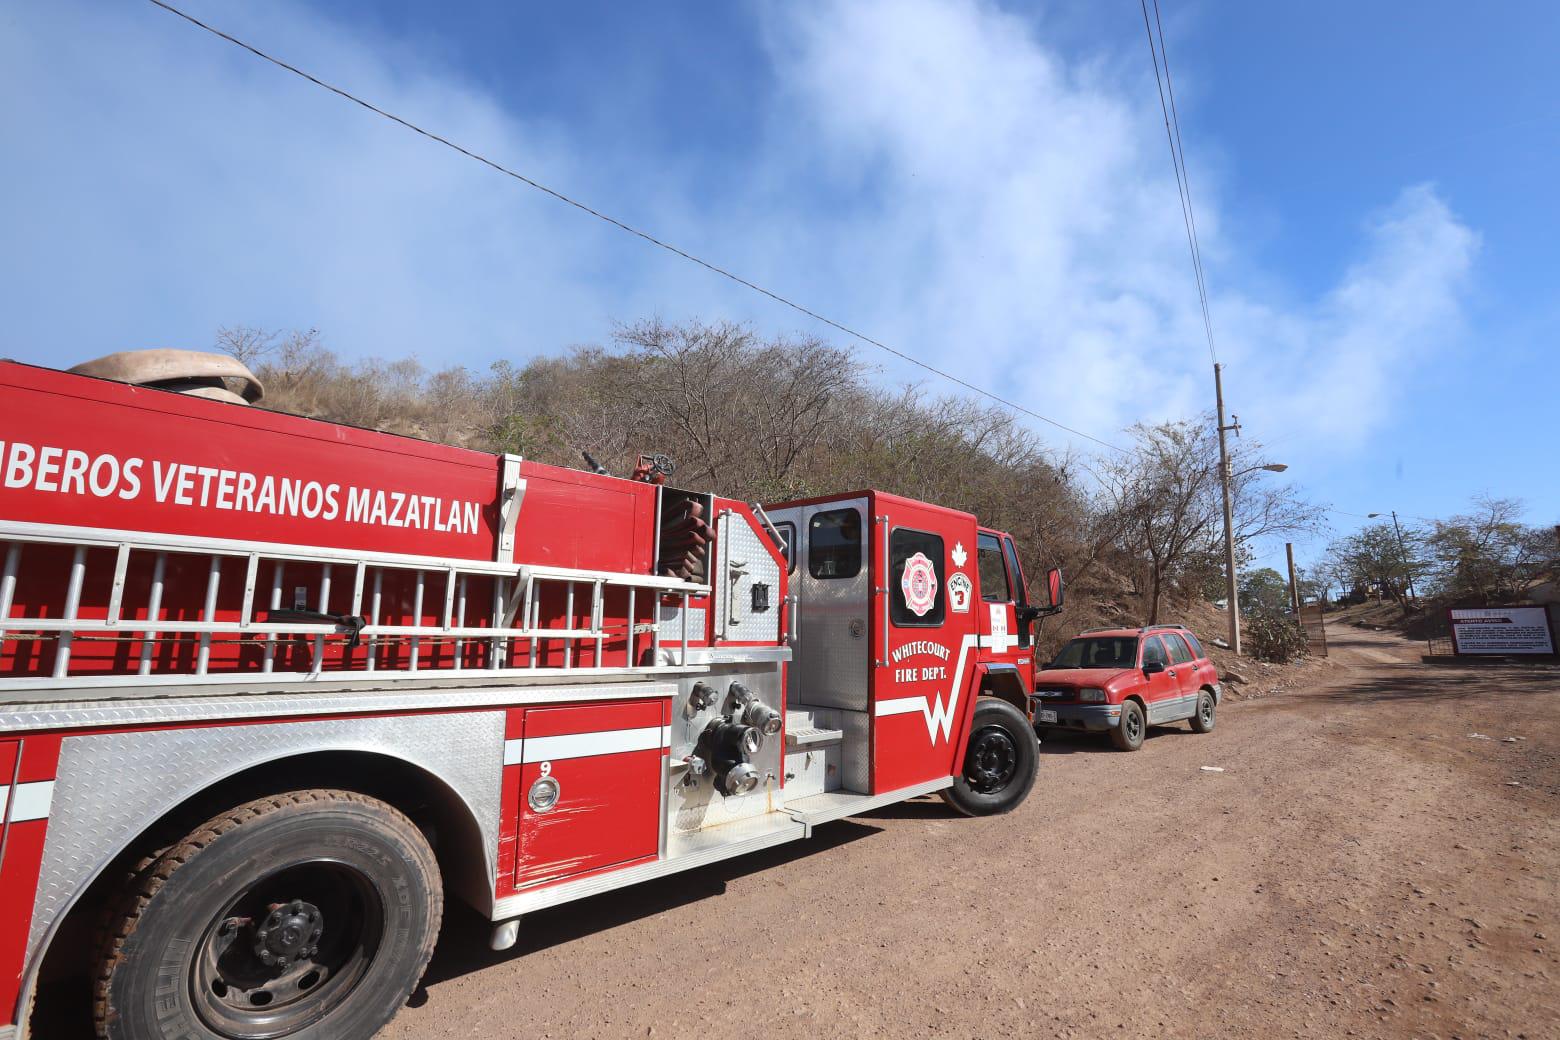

left=1448, top=607, right=1556, bottom=655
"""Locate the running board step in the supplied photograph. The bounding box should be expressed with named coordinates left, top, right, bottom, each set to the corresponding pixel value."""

left=783, top=776, right=954, bottom=835
left=785, top=725, right=843, bottom=749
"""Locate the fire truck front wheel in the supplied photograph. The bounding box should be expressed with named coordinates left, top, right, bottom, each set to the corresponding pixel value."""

left=940, top=697, right=1039, bottom=816
left=94, top=789, right=443, bottom=1040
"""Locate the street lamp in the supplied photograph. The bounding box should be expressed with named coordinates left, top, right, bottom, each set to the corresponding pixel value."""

left=1367, top=511, right=1417, bottom=601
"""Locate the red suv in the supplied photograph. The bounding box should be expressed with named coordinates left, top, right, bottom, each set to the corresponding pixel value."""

left=1029, top=625, right=1221, bottom=751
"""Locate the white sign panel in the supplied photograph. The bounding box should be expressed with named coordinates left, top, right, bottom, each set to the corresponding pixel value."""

left=987, top=603, right=1011, bottom=653
left=1449, top=607, right=1555, bottom=655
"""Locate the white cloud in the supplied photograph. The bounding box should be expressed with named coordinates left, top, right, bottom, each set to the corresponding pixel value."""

left=750, top=0, right=1480, bottom=457
left=0, top=0, right=1477, bottom=466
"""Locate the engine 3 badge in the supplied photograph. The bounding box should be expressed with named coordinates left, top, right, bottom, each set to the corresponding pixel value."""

left=947, top=571, right=972, bottom=613
left=900, top=551, right=938, bottom=617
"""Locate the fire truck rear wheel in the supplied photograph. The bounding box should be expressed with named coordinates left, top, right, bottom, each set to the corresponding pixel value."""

left=93, top=789, right=442, bottom=1040
left=940, top=697, right=1039, bottom=816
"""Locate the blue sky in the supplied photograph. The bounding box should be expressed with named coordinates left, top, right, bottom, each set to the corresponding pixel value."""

left=2, top=0, right=1556, bottom=574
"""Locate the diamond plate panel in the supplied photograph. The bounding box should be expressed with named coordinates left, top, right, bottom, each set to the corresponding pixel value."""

left=26, top=712, right=505, bottom=974
left=658, top=603, right=707, bottom=645
left=840, top=708, right=872, bottom=793
left=715, top=512, right=782, bottom=644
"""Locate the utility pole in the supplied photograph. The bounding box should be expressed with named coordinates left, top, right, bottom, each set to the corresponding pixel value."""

left=1286, top=542, right=1301, bottom=615
left=1370, top=510, right=1418, bottom=602
left=1390, top=511, right=1416, bottom=602
left=1214, top=363, right=1241, bottom=655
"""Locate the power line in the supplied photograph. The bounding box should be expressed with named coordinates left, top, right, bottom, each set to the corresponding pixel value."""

left=1138, top=0, right=1217, bottom=368
left=144, top=0, right=1134, bottom=456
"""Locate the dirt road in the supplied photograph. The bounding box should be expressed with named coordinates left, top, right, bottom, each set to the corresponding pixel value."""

left=381, top=627, right=1556, bottom=1040
left=35, top=627, right=1560, bottom=1038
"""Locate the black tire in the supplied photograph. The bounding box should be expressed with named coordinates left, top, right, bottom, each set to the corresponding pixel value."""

left=1109, top=699, right=1146, bottom=751
left=1189, top=689, right=1216, bottom=733
left=95, top=790, right=442, bottom=1040
left=940, top=698, right=1039, bottom=816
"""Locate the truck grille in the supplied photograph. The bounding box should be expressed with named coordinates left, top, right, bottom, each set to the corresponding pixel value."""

left=1031, top=688, right=1076, bottom=701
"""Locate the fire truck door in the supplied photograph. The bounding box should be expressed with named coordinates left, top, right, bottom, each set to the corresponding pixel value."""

left=974, top=532, right=1031, bottom=673
left=785, top=499, right=871, bottom=714
left=871, top=506, right=979, bottom=793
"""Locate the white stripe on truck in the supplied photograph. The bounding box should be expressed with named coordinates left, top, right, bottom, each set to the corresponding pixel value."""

left=1, top=780, right=55, bottom=823
left=502, top=726, right=671, bottom=767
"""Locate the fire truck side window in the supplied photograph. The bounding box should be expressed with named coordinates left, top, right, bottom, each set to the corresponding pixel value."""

left=976, top=533, right=1010, bottom=602
left=808, top=509, right=862, bottom=579
left=774, top=521, right=797, bottom=574
left=1001, top=537, right=1028, bottom=605
left=890, top=528, right=946, bottom=627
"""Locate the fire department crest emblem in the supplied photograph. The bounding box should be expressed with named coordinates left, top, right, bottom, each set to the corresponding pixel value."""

left=900, top=551, right=938, bottom=617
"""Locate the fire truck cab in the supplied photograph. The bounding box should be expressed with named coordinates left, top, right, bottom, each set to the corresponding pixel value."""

left=765, top=492, right=1061, bottom=811
left=0, top=358, right=1060, bottom=1040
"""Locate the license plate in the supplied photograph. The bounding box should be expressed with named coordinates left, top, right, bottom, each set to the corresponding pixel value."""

left=1037, top=709, right=1058, bottom=724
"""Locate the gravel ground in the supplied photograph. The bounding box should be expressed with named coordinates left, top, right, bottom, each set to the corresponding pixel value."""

left=35, top=626, right=1559, bottom=1038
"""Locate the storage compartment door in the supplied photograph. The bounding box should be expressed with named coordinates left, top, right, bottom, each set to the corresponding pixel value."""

left=515, top=700, right=667, bottom=888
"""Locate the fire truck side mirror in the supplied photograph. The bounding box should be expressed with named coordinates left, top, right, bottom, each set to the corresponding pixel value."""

left=1043, top=568, right=1065, bottom=612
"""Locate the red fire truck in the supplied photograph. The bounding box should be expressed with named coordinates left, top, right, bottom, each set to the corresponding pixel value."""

left=0, top=357, right=1061, bottom=1040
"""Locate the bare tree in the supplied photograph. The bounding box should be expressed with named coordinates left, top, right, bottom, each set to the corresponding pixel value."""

left=1093, top=419, right=1323, bottom=623
left=1428, top=496, right=1557, bottom=603
left=202, top=319, right=1333, bottom=644
left=1324, top=522, right=1427, bottom=613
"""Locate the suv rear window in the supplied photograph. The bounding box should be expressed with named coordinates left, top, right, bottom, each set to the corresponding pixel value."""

left=1163, top=632, right=1195, bottom=665
left=1180, top=631, right=1205, bottom=658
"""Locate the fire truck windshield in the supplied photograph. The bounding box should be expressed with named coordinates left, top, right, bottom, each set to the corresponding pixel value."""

left=1051, top=636, right=1138, bottom=670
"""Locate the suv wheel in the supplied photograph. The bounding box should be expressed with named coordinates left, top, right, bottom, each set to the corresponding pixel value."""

left=1109, top=700, right=1145, bottom=751
left=1189, top=690, right=1216, bottom=733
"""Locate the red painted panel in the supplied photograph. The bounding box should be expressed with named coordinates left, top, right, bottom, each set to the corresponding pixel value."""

left=15, top=736, right=61, bottom=785
left=0, top=818, right=47, bottom=1027
left=522, top=700, right=662, bottom=739
left=496, top=710, right=525, bottom=893
left=514, top=702, right=664, bottom=888
left=0, top=736, right=56, bottom=1029
left=514, top=464, right=654, bottom=575
left=0, top=361, right=502, bottom=559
